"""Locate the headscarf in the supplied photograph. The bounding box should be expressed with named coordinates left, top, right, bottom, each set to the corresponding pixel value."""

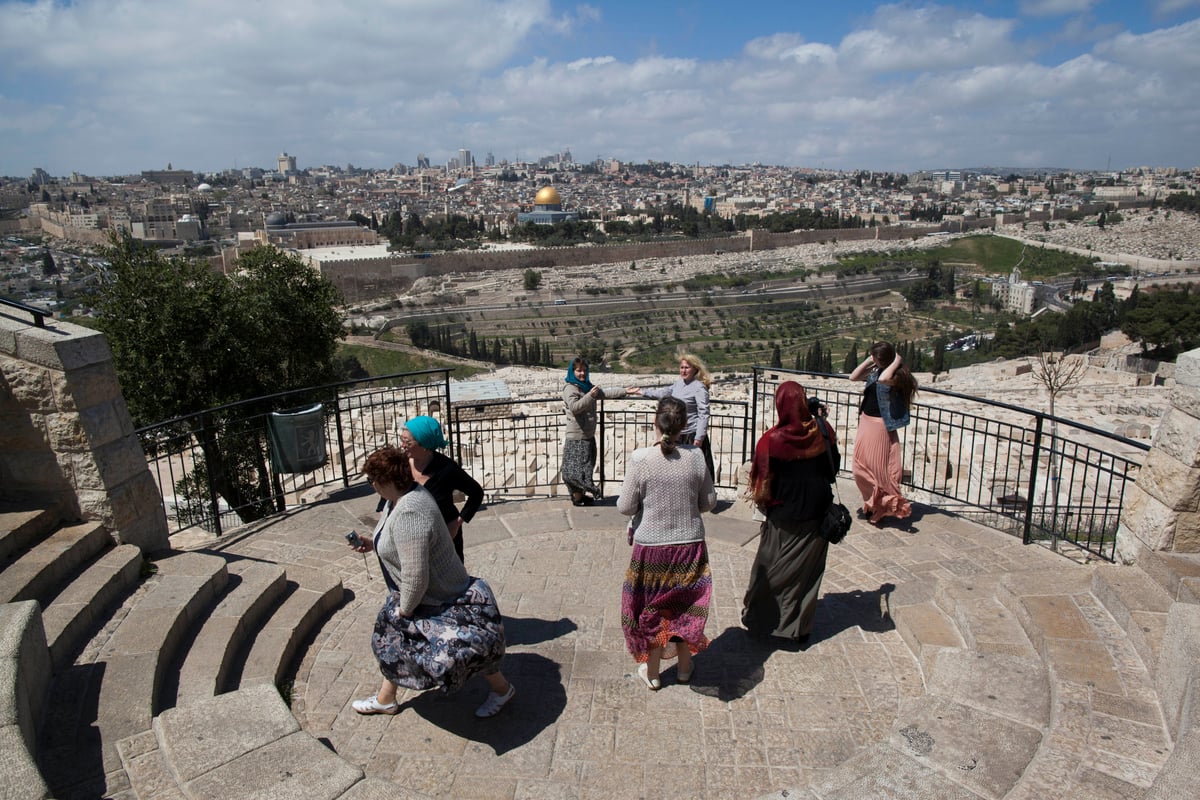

left=564, top=360, right=594, bottom=393
left=749, top=381, right=830, bottom=505
left=404, top=415, right=449, bottom=450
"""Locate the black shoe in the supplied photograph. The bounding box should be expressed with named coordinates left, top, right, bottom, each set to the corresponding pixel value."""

left=856, top=508, right=870, bottom=520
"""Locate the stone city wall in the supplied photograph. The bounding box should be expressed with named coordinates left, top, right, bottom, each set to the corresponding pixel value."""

left=0, top=312, right=169, bottom=552
left=319, top=223, right=960, bottom=301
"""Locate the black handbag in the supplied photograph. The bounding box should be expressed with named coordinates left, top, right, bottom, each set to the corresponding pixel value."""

left=815, top=418, right=852, bottom=544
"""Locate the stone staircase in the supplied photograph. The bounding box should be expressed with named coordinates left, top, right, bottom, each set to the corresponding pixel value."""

left=0, top=508, right=348, bottom=799
left=781, top=547, right=1200, bottom=799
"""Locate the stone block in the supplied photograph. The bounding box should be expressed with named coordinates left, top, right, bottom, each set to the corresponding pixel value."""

left=45, top=411, right=87, bottom=451
left=1175, top=347, right=1200, bottom=389
left=1153, top=407, right=1200, bottom=468
left=77, top=402, right=134, bottom=448
left=1132, top=448, right=1200, bottom=512
left=184, top=731, right=361, bottom=799
left=1168, top=384, right=1200, bottom=420
left=0, top=724, right=52, bottom=800
left=15, top=322, right=111, bottom=372
left=52, top=362, right=123, bottom=412
left=1145, top=725, right=1200, bottom=800
left=1, top=362, right=54, bottom=412
left=1155, top=603, right=1200, bottom=738
left=1121, top=485, right=1178, bottom=552
left=0, top=412, right=50, bottom=452
left=1174, top=510, right=1200, bottom=553
left=154, top=684, right=300, bottom=781
left=68, top=435, right=148, bottom=491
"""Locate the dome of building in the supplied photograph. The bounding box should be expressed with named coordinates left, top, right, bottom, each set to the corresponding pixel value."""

left=534, top=186, right=561, bottom=206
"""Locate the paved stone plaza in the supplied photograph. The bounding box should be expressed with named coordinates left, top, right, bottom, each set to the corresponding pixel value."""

left=175, top=477, right=1174, bottom=800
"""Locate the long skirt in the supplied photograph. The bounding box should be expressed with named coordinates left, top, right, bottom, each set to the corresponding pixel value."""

left=621, top=541, right=711, bottom=662
left=371, top=577, right=506, bottom=692
left=852, top=413, right=912, bottom=523
left=741, top=518, right=828, bottom=641
left=562, top=437, right=600, bottom=495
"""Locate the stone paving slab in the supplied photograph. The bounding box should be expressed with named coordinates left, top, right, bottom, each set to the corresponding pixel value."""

left=172, top=482, right=1180, bottom=799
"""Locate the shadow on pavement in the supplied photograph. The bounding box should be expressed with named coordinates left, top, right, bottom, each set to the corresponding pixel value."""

left=503, top=615, right=578, bottom=646
left=809, top=582, right=897, bottom=644
left=399, top=652, right=565, bottom=756
left=687, top=627, right=771, bottom=702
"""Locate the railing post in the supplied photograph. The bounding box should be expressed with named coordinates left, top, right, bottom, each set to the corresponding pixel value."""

left=200, top=412, right=223, bottom=537
left=1023, top=415, right=1044, bottom=545
left=333, top=397, right=349, bottom=488
left=750, top=368, right=761, bottom=454
left=598, top=395, right=606, bottom=496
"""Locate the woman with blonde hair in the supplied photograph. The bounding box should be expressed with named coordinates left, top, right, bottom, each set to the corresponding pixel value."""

left=630, top=352, right=715, bottom=480
left=848, top=342, right=917, bottom=525
left=618, top=396, right=717, bottom=689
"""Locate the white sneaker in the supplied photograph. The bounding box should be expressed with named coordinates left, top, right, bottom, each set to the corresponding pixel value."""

left=474, top=683, right=516, bottom=718
left=352, top=695, right=399, bottom=715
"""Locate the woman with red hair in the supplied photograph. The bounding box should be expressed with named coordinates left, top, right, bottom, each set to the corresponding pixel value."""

left=741, top=381, right=836, bottom=645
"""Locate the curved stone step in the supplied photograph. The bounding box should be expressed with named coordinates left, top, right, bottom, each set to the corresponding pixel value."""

left=36, top=550, right=228, bottom=797
left=0, top=507, right=62, bottom=563
left=0, top=601, right=53, bottom=800
left=236, top=566, right=345, bottom=691
left=170, top=559, right=288, bottom=707
left=1091, top=562, right=1174, bottom=679
left=0, top=520, right=111, bottom=605
left=40, top=543, right=143, bottom=670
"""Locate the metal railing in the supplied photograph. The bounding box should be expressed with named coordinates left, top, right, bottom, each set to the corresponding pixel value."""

left=752, top=367, right=1148, bottom=561
left=138, top=366, right=1148, bottom=561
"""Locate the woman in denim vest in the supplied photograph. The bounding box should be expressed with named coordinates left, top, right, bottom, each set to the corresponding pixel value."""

left=848, top=342, right=917, bottom=526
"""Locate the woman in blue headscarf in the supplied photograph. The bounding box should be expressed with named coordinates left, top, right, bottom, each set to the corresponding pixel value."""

left=396, top=415, right=484, bottom=563
left=561, top=356, right=633, bottom=506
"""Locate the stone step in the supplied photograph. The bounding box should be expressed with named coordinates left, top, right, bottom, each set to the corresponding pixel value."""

left=169, top=559, right=288, bottom=708
left=40, top=543, right=144, bottom=671
left=36, top=550, right=228, bottom=798
left=0, top=601, right=54, bottom=800
left=120, top=684, right=363, bottom=800
left=0, top=507, right=62, bottom=563
left=0, top=520, right=111, bottom=605
left=1091, top=562, right=1174, bottom=678
left=1136, top=547, right=1200, bottom=604
left=236, top=566, right=345, bottom=691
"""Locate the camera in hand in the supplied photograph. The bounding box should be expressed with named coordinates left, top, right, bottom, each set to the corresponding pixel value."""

left=345, top=530, right=361, bottom=546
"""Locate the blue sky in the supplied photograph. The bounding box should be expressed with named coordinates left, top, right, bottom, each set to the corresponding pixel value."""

left=1, top=0, right=1197, bottom=176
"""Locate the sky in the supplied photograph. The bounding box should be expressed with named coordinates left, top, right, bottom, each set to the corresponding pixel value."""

left=1, top=0, right=1198, bottom=177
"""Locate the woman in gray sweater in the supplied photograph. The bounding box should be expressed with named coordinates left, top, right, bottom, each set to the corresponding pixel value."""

left=349, top=447, right=515, bottom=718
left=630, top=352, right=715, bottom=481
left=617, top=397, right=717, bottom=690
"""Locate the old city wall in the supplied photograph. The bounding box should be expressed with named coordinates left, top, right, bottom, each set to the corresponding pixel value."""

left=320, top=222, right=974, bottom=301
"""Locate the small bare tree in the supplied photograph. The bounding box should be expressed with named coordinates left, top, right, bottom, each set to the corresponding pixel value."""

left=1031, top=351, right=1087, bottom=549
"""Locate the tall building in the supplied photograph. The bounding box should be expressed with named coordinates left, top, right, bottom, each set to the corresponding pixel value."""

left=417, top=153, right=431, bottom=169
left=278, top=152, right=297, bottom=175
left=458, top=149, right=473, bottom=172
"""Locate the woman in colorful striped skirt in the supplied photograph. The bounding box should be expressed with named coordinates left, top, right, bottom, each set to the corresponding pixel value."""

left=617, top=396, right=717, bottom=690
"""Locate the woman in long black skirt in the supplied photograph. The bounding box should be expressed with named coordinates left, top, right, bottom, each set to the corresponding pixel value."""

left=741, top=381, right=836, bottom=644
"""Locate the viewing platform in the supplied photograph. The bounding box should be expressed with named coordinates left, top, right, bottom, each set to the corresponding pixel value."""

left=18, top=482, right=1183, bottom=799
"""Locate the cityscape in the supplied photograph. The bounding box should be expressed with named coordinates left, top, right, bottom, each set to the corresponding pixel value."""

left=4, top=2, right=1200, bottom=799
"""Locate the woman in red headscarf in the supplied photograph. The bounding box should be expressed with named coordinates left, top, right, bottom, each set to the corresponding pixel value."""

left=741, top=381, right=836, bottom=645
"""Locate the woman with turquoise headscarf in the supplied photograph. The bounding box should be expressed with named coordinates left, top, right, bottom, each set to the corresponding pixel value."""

left=561, top=356, right=633, bottom=506
left=396, top=415, right=484, bottom=563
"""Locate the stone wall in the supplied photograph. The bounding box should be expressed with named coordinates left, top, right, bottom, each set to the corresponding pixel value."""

left=0, top=312, right=168, bottom=552
left=318, top=223, right=959, bottom=301
left=1117, top=346, right=1200, bottom=557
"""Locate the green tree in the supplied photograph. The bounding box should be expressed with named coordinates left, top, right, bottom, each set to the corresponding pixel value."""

left=843, top=342, right=859, bottom=373
left=41, top=248, right=57, bottom=276
left=93, top=233, right=345, bottom=522
left=523, top=269, right=542, bottom=290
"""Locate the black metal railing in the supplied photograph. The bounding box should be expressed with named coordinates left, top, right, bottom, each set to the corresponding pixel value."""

left=752, top=367, right=1148, bottom=561
left=138, top=366, right=1148, bottom=561
left=1, top=296, right=48, bottom=327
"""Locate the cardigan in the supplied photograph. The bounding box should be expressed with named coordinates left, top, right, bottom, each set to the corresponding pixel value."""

left=373, top=484, right=469, bottom=615
left=617, top=444, right=716, bottom=546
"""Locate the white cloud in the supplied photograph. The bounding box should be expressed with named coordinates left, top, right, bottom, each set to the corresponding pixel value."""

left=0, top=0, right=1196, bottom=174
left=1019, top=0, right=1098, bottom=16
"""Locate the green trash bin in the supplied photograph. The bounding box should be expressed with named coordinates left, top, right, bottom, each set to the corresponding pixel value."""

left=267, top=403, right=328, bottom=473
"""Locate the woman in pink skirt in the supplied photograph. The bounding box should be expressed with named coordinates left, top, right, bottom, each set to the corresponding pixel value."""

left=617, top=396, right=717, bottom=690
left=849, top=342, right=917, bottom=525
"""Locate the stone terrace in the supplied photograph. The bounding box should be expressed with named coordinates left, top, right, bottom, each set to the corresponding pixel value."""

left=77, top=481, right=1192, bottom=800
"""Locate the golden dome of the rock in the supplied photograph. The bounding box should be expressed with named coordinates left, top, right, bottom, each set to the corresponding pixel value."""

left=534, top=186, right=562, bottom=206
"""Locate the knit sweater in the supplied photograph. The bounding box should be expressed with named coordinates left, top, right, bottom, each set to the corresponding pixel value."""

left=640, top=379, right=710, bottom=440
left=373, top=484, right=469, bottom=615
left=617, top=444, right=716, bottom=546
